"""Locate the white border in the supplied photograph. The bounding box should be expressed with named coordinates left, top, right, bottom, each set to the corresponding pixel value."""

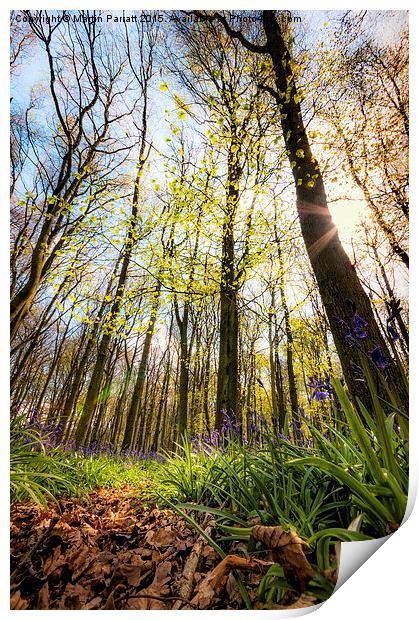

left=2, top=2, right=417, bottom=619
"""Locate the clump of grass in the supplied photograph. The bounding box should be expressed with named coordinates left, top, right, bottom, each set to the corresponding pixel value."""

left=144, top=373, right=408, bottom=606
left=10, top=414, right=152, bottom=505
left=11, top=414, right=77, bottom=507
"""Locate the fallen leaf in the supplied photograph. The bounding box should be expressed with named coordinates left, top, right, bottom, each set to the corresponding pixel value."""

left=82, top=596, right=102, bottom=610
left=114, top=562, right=144, bottom=587
left=145, top=527, right=176, bottom=548
left=58, top=583, right=91, bottom=610
left=191, top=555, right=266, bottom=609
left=252, top=525, right=314, bottom=591
left=10, top=590, right=29, bottom=610
left=37, top=582, right=49, bottom=609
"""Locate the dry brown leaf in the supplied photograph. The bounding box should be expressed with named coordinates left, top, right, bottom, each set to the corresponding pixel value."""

left=126, top=596, right=168, bottom=610
left=82, top=596, right=103, bottom=610
left=151, top=559, right=172, bottom=589
left=133, top=560, right=173, bottom=609
left=71, top=546, right=97, bottom=581
left=252, top=525, right=314, bottom=591
left=114, top=562, right=144, bottom=587
left=43, top=545, right=65, bottom=576
left=58, top=583, right=92, bottom=610
left=191, top=554, right=267, bottom=609
left=145, top=527, right=176, bottom=548
left=10, top=590, right=29, bottom=610
left=135, top=546, right=152, bottom=557
left=37, top=582, right=49, bottom=609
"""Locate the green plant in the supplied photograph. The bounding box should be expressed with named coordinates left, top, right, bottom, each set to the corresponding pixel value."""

left=10, top=415, right=150, bottom=505
left=258, top=563, right=296, bottom=604
left=288, top=378, right=408, bottom=536
left=10, top=419, right=77, bottom=506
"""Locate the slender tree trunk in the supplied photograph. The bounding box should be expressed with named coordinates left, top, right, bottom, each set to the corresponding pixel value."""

left=372, top=245, right=409, bottom=349
left=203, top=342, right=212, bottom=433
left=215, top=133, right=243, bottom=427
left=275, top=350, right=287, bottom=431
left=123, top=285, right=162, bottom=449
left=275, top=239, right=299, bottom=418
left=268, top=290, right=279, bottom=429
left=151, top=355, right=171, bottom=451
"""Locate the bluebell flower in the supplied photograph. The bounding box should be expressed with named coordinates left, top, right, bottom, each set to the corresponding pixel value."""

left=312, top=387, right=329, bottom=401
left=369, top=346, right=389, bottom=371
left=290, top=418, right=302, bottom=433
left=344, top=324, right=361, bottom=348
left=387, top=323, right=400, bottom=341
left=332, top=390, right=342, bottom=412
left=307, top=377, right=329, bottom=401
left=29, top=407, right=40, bottom=426
left=386, top=299, right=402, bottom=323
left=334, top=314, right=361, bottom=348
left=353, top=312, right=368, bottom=339
left=298, top=405, right=309, bottom=420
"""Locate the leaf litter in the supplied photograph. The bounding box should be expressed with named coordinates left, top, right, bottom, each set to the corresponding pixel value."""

left=10, top=486, right=328, bottom=610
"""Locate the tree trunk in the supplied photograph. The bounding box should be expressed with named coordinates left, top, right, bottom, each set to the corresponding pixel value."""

left=262, top=11, right=408, bottom=412
left=215, top=138, right=241, bottom=427
left=268, top=291, right=279, bottom=430
left=123, top=285, right=161, bottom=449
left=276, top=242, right=299, bottom=418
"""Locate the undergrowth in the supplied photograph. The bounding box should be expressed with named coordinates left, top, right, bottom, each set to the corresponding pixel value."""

left=10, top=415, right=151, bottom=506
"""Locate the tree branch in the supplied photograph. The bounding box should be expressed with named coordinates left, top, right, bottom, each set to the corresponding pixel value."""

left=189, top=11, right=269, bottom=54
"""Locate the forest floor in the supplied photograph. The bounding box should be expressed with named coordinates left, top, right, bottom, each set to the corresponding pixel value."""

left=10, top=487, right=317, bottom=610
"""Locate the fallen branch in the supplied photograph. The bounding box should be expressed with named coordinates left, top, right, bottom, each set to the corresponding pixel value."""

left=172, top=523, right=213, bottom=610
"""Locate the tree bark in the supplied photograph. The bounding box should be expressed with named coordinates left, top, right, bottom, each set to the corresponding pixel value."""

left=216, top=138, right=241, bottom=427
left=122, top=284, right=162, bottom=449
left=261, top=11, right=408, bottom=411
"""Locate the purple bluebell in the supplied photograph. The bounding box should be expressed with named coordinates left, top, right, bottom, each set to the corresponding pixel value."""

left=298, top=405, right=310, bottom=421
left=387, top=324, right=400, bottom=341
left=290, top=418, right=302, bottom=434
left=29, top=408, right=40, bottom=426
left=307, top=377, right=329, bottom=401
left=386, top=299, right=402, bottom=323
left=333, top=314, right=361, bottom=349
left=344, top=324, right=361, bottom=348
left=369, top=346, right=389, bottom=371
left=353, top=312, right=368, bottom=339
